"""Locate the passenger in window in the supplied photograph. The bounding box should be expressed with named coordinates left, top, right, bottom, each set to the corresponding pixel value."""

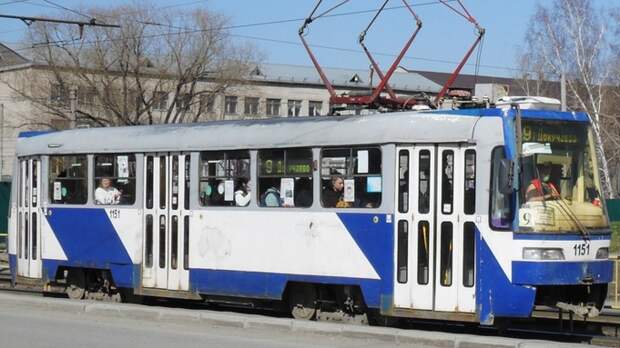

left=525, top=162, right=559, bottom=202
left=260, top=186, right=282, bottom=207
left=234, top=179, right=251, bottom=207
left=294, top=177, right=312, bottom=207
left=95, top=178, right=121, bottom=205
left=322, top=176, right=345, bottom=208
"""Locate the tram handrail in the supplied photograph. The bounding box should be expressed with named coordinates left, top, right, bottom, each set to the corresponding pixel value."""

left=613, top=257, right=620, bottom=309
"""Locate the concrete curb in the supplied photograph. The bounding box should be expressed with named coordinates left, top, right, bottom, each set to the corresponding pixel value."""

left=0, top=292, right=587, bottom=348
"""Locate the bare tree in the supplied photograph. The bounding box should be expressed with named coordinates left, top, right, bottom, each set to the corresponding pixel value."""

left=1, top=3, right=258, bottom=128
left=518, top=0, right=616, bottom=198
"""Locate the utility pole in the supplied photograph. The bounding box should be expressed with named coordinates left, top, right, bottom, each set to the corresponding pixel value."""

left=560, top=73, right=567, bottom=111
left=70, top=88, right=77, bottom=129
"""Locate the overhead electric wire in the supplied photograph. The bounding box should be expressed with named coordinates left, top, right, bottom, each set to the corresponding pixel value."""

left=1, top=0, right=521, bottom=74
left=0, top=0, right=29, bottom=6
left=41, top=0, right=93, bottom=20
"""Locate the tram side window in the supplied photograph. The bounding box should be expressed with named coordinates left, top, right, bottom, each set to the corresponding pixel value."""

left=49, top=155, right=88, bottom=204
left=199, top=151, right=250, bottom=207
left=258, top=148, right=313, bottom=208
left=490, top=146, right=513, bottom=230
left=463, top=150, right=476, bottom=214
left=441, top=150, right=454, bottom=214
left=321, top=147, right=382, bottom=208
left=418, top=150, right=431, bottom=214
left=94, top=154, right=136, bottom=205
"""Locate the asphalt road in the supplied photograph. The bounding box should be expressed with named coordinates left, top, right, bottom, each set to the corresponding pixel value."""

left=0, top=301, right=414, bottom=348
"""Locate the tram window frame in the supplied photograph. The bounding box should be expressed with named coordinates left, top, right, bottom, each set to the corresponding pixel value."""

left=48, top=155, right=88, bottom=205
left=462, top=222, right=476, bottom=287
left=439, top=222, right=453, bottom=287
left=418, top=150, right=431, bottom=214
left=417, top=221, right=430, bottom=285
left=440, top=150, right=454, bottom=214
left=397, top=220, right=409, bottom=284
left=257, top=148, right=313, bottom=208
left=489, top=146, right=514, bottom=231
left=199, top=150, right=251, bottom=207
left=463, top=149, right=476, bottom=215
left=93, top=154, right=137, bottom=206
left=320, top=147, right=382, bottom=209
left=397, top=150, right=409, bottom=214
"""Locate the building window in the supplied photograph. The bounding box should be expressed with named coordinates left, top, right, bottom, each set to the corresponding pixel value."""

left=94, top=154, right=136, bottom=205
left=225, top=96, right=238, bottom=114
left=77, top=86, right=97, bottom=107
left=152, top=91, right=168, bottom=111
left=50, top=83, right=70, bottom=107
left=287, top=99, right=302, bottom=117
left=309, top=101, right=322, bottom=116
left=266, top=98, right=281, bottom=117
left=49, top=155, right=88, bottom=205
left=321, top=147, right=382, bottom=208
left=258, top=148, right=313, bottom=208
left=199, top=94, right=215, bottom=114
left=199, top=151, right=250, bottom=207
left=176, top=93, right=191, bottom=111
left=245, top=97, right=259, bottom=116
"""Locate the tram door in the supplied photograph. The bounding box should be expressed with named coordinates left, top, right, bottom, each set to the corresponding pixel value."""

left=16, top=158, right=42, bottom=279
left=393, top=145, right=476, bottom=313
left=142, top=154, right=190, bottom=291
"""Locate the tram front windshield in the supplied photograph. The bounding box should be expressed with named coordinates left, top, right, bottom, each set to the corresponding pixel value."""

left=518, top=121, right=608, bottom=232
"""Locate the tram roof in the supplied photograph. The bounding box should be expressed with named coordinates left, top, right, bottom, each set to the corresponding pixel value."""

left=15, top=108, right=589, bottom=156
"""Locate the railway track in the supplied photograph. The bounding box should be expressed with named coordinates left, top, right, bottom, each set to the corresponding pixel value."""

left=0, top=263, right=619, bottom=345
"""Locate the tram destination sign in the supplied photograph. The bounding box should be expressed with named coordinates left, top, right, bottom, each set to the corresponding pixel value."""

left=522, top=123, right=580, bottom=144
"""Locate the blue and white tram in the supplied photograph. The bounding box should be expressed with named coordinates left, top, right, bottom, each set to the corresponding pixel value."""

left=7, top=106, right=612, bottom=325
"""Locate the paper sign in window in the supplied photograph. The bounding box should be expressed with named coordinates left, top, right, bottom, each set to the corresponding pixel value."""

left=224, top=180, right=234, bottom=201
left=53, top=182, right=62, bottom=201
left=117, top=156, right=129, bottom=178
left=357, top=150, right=369, bottom=174
left=344, top=179, right=355, bottom=202
left=367, top=176, right=382, bottom=193
left=280, top=178, right=295, bottom=206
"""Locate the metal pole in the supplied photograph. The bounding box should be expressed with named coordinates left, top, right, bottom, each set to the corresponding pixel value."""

left=561, top=73, right=567, bottom=111
left=70, top=88, right=76, bottom=128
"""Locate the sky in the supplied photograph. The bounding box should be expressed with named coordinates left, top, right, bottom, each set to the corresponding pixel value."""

left=0, top=0, right=616, bottom=78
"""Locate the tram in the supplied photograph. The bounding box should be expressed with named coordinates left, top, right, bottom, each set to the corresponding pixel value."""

left=7, top=102, right=612, bottom=325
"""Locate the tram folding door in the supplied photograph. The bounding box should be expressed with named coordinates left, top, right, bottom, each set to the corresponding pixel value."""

left=16, top=158, right=42, bottom=279
left=141, top=154, right=190, bottom=291
left=393, top=145, right=476, bottom=313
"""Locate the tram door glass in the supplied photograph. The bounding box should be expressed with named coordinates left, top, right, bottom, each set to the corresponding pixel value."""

left=16, top=158, right=42, bottom=279
left=142, top=153, right=190, bottom=291
left=393, top=146, right=476, bottom=313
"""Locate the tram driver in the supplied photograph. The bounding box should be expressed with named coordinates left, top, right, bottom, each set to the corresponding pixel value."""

left=95, top=177, right=122, bottom=205
left=525, top=162, right=559, bottom=202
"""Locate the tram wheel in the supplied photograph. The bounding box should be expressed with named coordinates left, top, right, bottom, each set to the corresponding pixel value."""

left=66, top=268, right=86, bottom=300
left=288, top=284, right=317, bottom=320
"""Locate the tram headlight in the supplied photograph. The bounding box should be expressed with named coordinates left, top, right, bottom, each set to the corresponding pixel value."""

left=596, top=247, right=609, bottom=259
left=522, top=248, right=565, bottom=260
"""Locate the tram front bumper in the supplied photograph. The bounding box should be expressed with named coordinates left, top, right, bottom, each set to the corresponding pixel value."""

left=511, top=260, right=613, bottom=285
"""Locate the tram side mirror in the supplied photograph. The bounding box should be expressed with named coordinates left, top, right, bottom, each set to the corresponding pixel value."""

left=498, top=159, right=515, bottom=195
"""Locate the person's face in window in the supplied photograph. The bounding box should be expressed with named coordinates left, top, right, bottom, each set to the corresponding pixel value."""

left=332, top=177, right=344, bottom=192
left=101, top=178, right=112, bottom=189
left=538, top=164, right=552, bottom=182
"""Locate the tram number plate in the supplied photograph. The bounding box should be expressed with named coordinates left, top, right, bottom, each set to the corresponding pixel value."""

left=573, top=242, right=590, bottom=256
left=109, top=209, right=121, bottom=219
